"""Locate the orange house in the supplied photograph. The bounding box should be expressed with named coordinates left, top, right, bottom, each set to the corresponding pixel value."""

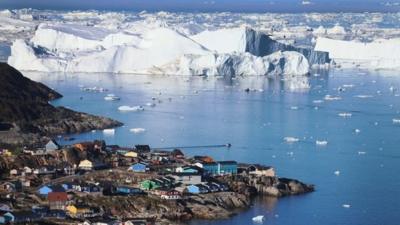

left=74, top=142, right=94, bottom=151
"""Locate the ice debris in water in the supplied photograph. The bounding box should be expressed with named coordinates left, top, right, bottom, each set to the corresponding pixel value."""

left=342, top=204, right=351, bottom=208
left=284, top=137, right=300, bottom=143
left=118, top=105, right=145, bottom=111
left=252, top=215, right=265, bottom=223
left=316, top=140, right=328, bottom=146
left=354, top=129, right=361, bottom=133
left=324, top=95, right=342, bottom=101
left=393, top=118, right=400, bottom=124
left=358, top=151, right=367, bottom=155
left=354, top=95, right=373, bottom=98
left=334, top=170, right=340, bottom=176
left=338, top=112, right=352, bottom=118
left=103, top=129, right=115, bottom=135
left=130, top=128, right=146, bottom=134
left=146, top=102, right=156, bottom=107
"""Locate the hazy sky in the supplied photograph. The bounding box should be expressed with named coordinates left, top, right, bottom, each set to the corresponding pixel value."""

left=0, top=0, right=397, bottom=13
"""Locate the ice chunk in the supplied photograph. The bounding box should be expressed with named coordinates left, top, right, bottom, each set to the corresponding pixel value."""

left=342, top=204, right=351, bottom=208
left=252, top=215, right=265, bottom=223
left=103, top=129, right=115, bottom=135
left=338, top=112, right=352, bottom=118
left=104, top=94, right=120, bottom=101
left=284, top=137, right=300, bottom=143
left=316, top=140, right=328, bottom=146
left=130, top=128, right=146, bottom=133
left=334, top=170, right=340, bottom=176
left=324, top=95, right=341, bottom=101
left=392, top=118, right=400, bottom=124
left=118, top=105, right=144, bottom=111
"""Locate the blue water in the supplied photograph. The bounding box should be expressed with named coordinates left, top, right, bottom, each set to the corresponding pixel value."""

left=24, top=70, right=400, bottom=225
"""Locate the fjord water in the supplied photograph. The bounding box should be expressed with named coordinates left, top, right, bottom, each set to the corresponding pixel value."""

left=26, top=70, right=400, bottom=225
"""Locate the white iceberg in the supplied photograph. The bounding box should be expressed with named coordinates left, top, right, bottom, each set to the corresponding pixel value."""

left=104, top=94, right=120, bottom=101
left=284, top=137, right=300, bottom=143
left=338, top=112, right=352, bottom=118
left=316, top=140, right=328, bottom=146
left=118, top=105, right=144, bottom=112
left=103, top=129, right=115, bottom=135
left=252, top=215, right=265, bottom=223
left=315, top=37, right=400, bottom=69
left=392, top=118, right=400, bottom=124
left=8, top=24, right=321, bottom=77
left=130, top=128, right=146, bottom=134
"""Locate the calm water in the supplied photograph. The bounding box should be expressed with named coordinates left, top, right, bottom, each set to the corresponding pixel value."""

left=24, top=70, right=400, bottom=225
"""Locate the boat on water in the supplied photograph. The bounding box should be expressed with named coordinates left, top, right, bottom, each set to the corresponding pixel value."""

left=104, top=94, right=121, bottom=101
left=252, top=215, right=265, bottom=223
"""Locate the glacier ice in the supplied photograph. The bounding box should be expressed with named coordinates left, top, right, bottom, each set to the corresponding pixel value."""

left=315, top=37, right=400, bottom=69
left=8, top=24, right=315, bottom=77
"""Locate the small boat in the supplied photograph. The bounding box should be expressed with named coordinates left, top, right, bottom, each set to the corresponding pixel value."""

left=252, top=215, right=265, bottom=223
left=104, top=94, right=120, bottom=101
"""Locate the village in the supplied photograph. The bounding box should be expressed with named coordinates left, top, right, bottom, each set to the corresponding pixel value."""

left=0, top=139, right=281, bottom=225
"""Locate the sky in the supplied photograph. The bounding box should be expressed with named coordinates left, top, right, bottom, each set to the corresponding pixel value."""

left=0, top=0, right=398, bottom=13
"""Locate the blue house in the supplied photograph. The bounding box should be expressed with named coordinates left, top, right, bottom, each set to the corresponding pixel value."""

left=186, top=184, right=200, bottom=194
left=202, top=161, right=237, bottom=176
left=218, top=161, right=238, bottom=175
left=128, top=162, right=148, bottom=172
left=116, top=186, right=143, bottom=195
left=38, top=185, right=53, bottom=195
left=202, top=162, right=219, bottom=175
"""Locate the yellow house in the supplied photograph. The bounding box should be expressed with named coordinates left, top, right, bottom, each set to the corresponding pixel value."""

left=124, top=151, right=138, bottom=158
left=66, top=205, right=78, bottom=215
left=2, top=149, right=12, bottom=157
left=66, top=205, right=91, bottom=216
left=78, top=160, right=93, bottom=170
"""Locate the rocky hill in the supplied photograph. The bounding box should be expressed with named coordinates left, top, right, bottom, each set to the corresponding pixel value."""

left=0, top=63, right=122, bottom=147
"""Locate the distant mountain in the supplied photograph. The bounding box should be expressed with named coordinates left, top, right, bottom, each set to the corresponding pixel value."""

left=0, top=63, right=122, bottom=147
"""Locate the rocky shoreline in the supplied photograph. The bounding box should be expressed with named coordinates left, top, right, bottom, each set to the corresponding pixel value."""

left=0, top=63, right=122, bottom=147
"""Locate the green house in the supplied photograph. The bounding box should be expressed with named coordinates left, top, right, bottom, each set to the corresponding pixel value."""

left=140, top=180, right=161, bottom=190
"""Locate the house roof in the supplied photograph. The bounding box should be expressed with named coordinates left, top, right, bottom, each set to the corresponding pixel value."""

left=48, top=192, right=68, bottom=202
left=218, top=161, right=237, bottom=165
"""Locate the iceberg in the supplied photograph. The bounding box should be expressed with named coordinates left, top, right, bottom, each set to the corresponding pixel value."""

left=118, top=105, right=144, bottom=112
left=7, top=24, right=316, bottom=77
left=192, top=27, right=331, bottom=65
left=130, top=128, right=146, bottom=133
left=252, top=215, right=265, bottom=223
left=315, top=37, right=400, bottom=69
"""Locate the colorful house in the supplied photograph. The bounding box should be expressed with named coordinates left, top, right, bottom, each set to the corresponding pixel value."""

left=124, top=151, right=138, bottom=158
left=201, top=161, right=237, bottom=176
left=140, top=180, right=161, bottom=190
left=171, top=173, right=202, bottom=185
left=45, top=139, right=60, bottom=152
left=186, top=184, right=200, bottom=194
left=78, top=160, right=93, bottom=170
left=74, top=142, right=94, bottom=152
left=175, top=166, right=201, bottom=174
left=116, top=186, right=143, bottom=195
left=48, top=192, right=68, bottom=210
left=218, top=161, right=238, bottom=175
left=0, top=212, right=14, bottom=224
left=38, top=185, right=53, bottom=195
left=128, top=162, right=148, bottom=172
left=154, top=188, right=181, bottom=200
left=202, top=162, right=219, bottom=175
